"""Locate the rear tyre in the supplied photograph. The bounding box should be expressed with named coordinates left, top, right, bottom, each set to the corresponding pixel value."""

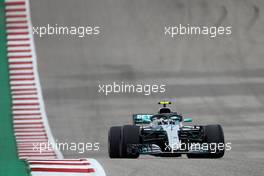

left=108, top=126, right=122, bottom=158
left=187, top=124, right=225, bottom=158
left=120, top=125, right=140, bottom=158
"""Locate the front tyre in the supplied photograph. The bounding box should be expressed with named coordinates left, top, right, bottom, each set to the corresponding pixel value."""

left=108, top=126, right=122, bottom=158
left=120, top=125, right=140, bottom=158
left=187, top=124, right=225, bottom=158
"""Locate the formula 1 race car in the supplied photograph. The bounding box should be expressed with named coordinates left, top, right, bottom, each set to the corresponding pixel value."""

left=108, top=101, right=225, bottom=158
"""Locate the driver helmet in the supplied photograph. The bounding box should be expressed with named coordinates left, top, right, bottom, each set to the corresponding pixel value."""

left=159, top=107, right=171, bottom=114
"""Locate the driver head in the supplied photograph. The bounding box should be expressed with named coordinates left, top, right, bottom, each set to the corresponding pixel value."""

left=159, top=107, right=171, bottom=114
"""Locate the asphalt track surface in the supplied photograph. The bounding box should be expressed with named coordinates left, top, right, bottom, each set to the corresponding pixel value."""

left=31, top=0, right=264, bottom=175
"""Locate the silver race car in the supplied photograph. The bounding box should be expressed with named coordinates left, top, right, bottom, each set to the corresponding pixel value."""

left=108, top=101, right=225, bottom=158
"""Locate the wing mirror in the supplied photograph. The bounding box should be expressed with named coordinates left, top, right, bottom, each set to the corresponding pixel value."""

left=183, top=118, right=192, bottom=122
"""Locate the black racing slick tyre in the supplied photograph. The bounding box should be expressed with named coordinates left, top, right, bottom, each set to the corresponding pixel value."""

left=108, top=126, right=122, bottom=158
left=120, top=125, right=140, bottom=158
left=187, top=124, right=225, bottom=159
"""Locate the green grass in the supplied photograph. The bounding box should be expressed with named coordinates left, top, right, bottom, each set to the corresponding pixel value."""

left=0, top=1, right=29, bottom=175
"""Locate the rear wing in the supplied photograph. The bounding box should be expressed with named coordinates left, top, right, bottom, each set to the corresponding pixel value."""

left=132, top=114, right=153, bottom=125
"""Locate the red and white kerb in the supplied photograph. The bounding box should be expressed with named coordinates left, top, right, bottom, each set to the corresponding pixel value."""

left=5, top=0, right=58, bottom=160
left=4, top=0, right=105, bottom=175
